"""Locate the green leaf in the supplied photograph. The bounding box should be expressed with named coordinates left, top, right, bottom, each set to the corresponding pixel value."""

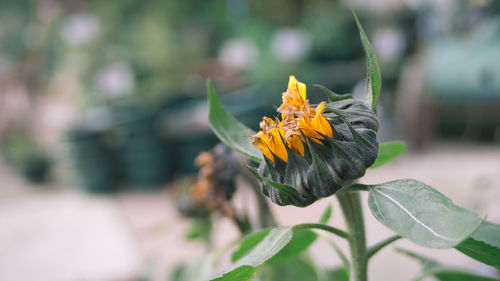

left=456, top=221, right=500, bottom=268
left=314, top=84, right=353, bottom=102
left=396, top=248, right=440, bottom=271
left=211, top=227, right=293, bottom=281
left=369, top=142, right=406, bottom=169
left=232, top=228, right=318, bottom=264
left=211, top=266, right=258, bottom=281
left=207, top=80, right=263, bottom=162
left=319, top=204, right=333, bottom=224
left=323, top=267, right=349, bottom=281
left=172, top=256, right=217, bottom=281
left=232, top=229, right=271, bottom=262
left=260, top=255, right=319, bottom=281
left=397, top=248, right=500, bottom=281
left=352, top=11, right=381, bottom=113
left=428, top=269, right=500, bottom=281
left=268, top=230, right=318, bottom=264
left=221, top=227, right=319, bottom=281
left=171, top=263, right=187, bottom=281
left=185, top=219, right=211, bottom=243
left=368, top=179, right=482, bottom=248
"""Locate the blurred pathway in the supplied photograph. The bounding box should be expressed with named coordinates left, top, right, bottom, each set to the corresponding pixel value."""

left=0, top=161, right=139, bottom=281
left=0, top=143, right=499, bottom=281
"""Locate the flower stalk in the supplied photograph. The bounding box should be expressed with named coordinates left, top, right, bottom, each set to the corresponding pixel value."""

left=293, top=223, right=349, bottom=239
left=337, top=189, right=368, bottom=281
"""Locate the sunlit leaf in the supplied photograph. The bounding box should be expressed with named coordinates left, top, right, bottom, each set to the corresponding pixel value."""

left=369, top=142, right=406, bottom=169
left=268, top=230, right=318, bottom=264
left=232, top=229, right=271, bottom=262
left=211, top=227, right=293, bottom=281
left=220, top=227, right=319, bottom=281
left=368, top=179, right=482, bottom=248
left=352, top=11, right=381, bottom=113
left=207, top=80, right=263, bottom=162
left=232, top=228, right=318, bottom=264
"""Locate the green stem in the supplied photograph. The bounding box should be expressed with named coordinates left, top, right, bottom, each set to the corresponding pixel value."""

left=337, top=190, right=368, bottom=281
left=233, top=214, right=252, bottom=235
left=241, top=162, right=276, bottom=229
left=252, top=181, right=277, bottom=228
left=293, top=223, right=349, bottom=239
left=367, top=235, right=401, bottom=259
left=325, top=237, right=350, bottom=270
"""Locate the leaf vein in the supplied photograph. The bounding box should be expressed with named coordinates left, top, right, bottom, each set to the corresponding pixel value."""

left=374, top=189, right=459, bottom=242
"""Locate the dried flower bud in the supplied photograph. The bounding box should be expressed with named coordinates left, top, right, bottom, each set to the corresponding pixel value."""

left=191, top=144, right=239, bottom=215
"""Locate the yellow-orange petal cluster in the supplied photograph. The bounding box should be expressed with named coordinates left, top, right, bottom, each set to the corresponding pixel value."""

left=249, top=76, right=333, bottom=162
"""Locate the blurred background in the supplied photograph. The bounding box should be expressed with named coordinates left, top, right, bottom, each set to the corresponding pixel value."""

left=0, top=0, right=499, bottom=280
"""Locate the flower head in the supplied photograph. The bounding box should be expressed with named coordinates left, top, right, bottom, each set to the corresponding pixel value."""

left=248, top=76, right=379, bottom=207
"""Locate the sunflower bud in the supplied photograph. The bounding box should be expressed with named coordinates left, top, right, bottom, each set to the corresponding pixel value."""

left=249, top=76, right=379, bottom=207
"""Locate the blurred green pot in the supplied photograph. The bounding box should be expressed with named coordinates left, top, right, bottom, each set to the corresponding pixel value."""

left=67, top=127, right=117, bottom=193
left=20, top=156, right=51, bottom=183
left=112, top=102, right=171, bottom=188
left=160, top=90, right=271, bottom=174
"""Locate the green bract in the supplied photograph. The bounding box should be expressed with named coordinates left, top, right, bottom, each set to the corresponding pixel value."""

left=254, top=96, right=379, bottom=207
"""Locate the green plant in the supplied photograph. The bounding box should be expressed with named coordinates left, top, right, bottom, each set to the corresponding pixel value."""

left=2, top=133, right=51, bottom=183
left=202, top=11, right=500, bottom=281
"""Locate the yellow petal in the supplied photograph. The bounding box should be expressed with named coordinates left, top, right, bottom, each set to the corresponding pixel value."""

left=299, top=117, right=323, bottom=144
left=288, top=75, right=306, bottom=101
left=315, top=101, right=325, bottom=113
left=311, top=116, right=333, bottom=139
left=263, top=117, right=276, bottom=125
left=269, top=128, right=288, bottom=162
left=287, top=134, right=305, bottom=156
left=249, top=131, right=275, bottom=162
left=312, top=102, right=333, bottom=138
